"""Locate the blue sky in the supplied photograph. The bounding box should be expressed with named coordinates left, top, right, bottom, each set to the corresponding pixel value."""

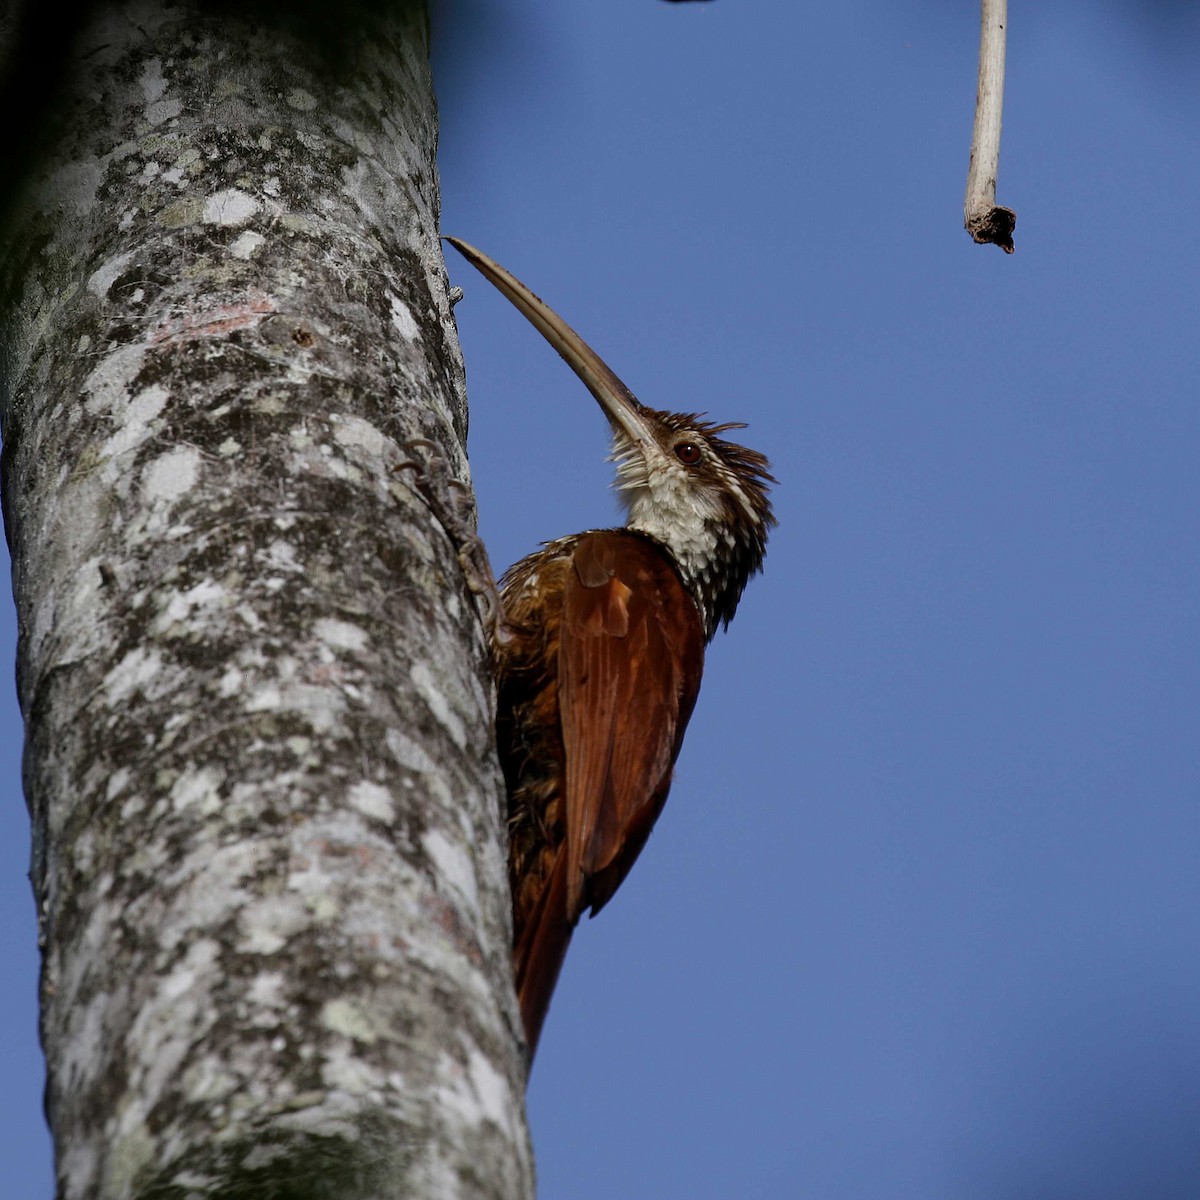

left=4, top=1, right=1200, bottom=1195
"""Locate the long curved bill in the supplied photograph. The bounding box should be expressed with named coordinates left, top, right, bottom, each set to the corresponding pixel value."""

left=443, top=236, right=660, bottom=454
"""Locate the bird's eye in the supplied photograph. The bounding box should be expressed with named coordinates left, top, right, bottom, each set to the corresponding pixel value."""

left=674, top=441, right=702, bottom=465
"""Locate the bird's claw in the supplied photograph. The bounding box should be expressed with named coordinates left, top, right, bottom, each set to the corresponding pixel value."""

left=395, top=438, right=512, bottom=651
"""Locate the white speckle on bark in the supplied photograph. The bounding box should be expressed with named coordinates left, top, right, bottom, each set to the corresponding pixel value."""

left=103, top=646, right=165, bottom=704
left=306, top=893, right=341, bottom=922
left=140, top=57, right=166, bottom=104
left=467, top=1050, right=515, bottom=1130
left=147, top=98, right=183, bottom=126
left=83, top=342, right=149, bottom=414
left=386, top=726, right=440, bottom=775
left=282, top=849, right=342, bottom=921
left=347, top=780, right=395, bottom=823
left=88, top=250, right=135, bottom=298
left=239, top=893, right=309, bottom=955
left=244, top=682, right=283, bottom=712
left=313, top=617, right=369, bottom=653
left=331, top=414, right=390, bottom=461
left=390, top=294, right=420, bottom=341
left=170, top=766, right=226, bottom=815
left=60, top=990, right=109, bottom=1096
left=115, top=938, right=222, bottom=1176
left=322, top=998, right=379, bottom=1044
left=154, top=580, right=229, bottom=633
left=266, top=539, right=299, bottom=571
left=286, top=88, right=318, bottom=111
left=246, top=972, right=287, bottom=1011
left=243, top=675, right=347, bottom=734
left=31, top=587, right=57, bottom=651
left=58, top=1144, right=99, bottom=1200
left=410, top=660, right=466, bottom=749
left=141, top=446, right=201, bottom=505
left=323, top=1043, right=384, bottom=1097
left=202, top=188, right=260, bottom=227
left=128, top=963, right=220, bottom=1122
left=325, top=454, right=363, bottom=484
left=435, top=1047, right=525, bottom=1148
left=59, top=554, right=105, bottom=630
left=422, top=828, right=480, bottom=912
left=99, top=384, right=170, bottom=466
left=229, top=229, right=265, bottom=259
left=106, top=767, right=131, bottom=801
left=216, top=665, right=245, bottom=696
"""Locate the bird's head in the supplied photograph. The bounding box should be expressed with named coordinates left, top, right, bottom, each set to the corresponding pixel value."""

left=603, top=402, right=773, bottom=638
left=444, top=237, right=775, bottom=639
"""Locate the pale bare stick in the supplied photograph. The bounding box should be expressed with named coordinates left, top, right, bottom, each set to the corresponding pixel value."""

left=964, top=0, right=1016, bottom=253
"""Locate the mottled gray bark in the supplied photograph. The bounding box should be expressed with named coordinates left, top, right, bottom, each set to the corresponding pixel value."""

left=0, top=2, right=533, bottom=1197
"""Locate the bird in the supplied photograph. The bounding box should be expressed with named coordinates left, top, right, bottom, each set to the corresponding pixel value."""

left=444, top=237, right=775, bottom=1061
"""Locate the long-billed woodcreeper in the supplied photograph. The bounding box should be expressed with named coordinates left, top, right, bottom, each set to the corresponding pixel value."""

left=445, top=238, right=775, bottom=1060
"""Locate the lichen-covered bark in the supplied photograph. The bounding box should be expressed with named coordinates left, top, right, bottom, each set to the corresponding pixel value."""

left=0, top=3, right=533, bottom=1197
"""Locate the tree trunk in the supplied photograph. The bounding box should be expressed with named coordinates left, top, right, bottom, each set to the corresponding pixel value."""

left=0, top=2, right=533, bottom=1196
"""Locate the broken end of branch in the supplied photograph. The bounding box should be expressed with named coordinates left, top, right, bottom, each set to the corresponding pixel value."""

left=966, top=205, right=1016, bottom=253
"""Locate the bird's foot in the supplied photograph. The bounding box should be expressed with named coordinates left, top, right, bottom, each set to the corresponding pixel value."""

left=394, top=439, right=514, bottom=649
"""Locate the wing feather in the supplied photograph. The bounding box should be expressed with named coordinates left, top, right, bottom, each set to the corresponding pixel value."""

left=558, top=531, right=705, bottom=918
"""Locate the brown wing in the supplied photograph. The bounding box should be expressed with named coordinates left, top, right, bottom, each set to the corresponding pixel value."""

left=558, top=530, right=705, bottom=919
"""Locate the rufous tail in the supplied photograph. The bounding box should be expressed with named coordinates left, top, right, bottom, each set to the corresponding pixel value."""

left=513, top=851, right=574, bottom=1062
